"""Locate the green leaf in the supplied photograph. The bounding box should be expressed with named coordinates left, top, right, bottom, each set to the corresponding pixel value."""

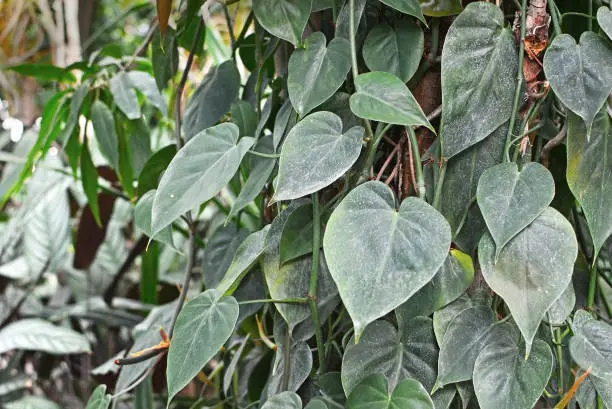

left=479, top=208, right=578, bottom=355
left=222, top=334, right=250, bottom=396
left=566, top=106, right=612, bottom=256
left=570, top=310, right=612, bottom=378
left=544, top=32, right=612, bottom=137
left=440, top=2, right=517, bottom=159
left=129, top=118, right=152, bottom=177
left=91, top=100, right=119, bottom=169
left=152, top=26, right=178, bottom=90
left=151, top=123, right=254, bottom=235
left=167, top=290, right=239, bottom=405
left=273, top=111, right=364, bottom=202
left=4, top=396, right=61, bottom=409
left=305, top=400, right=328, bottom=409
left=203, top=224, right=248, bottom=289
left=0, top=319, right=90, bottom=354
left=473, top=323, right=553, bottom=409
left=81, top=140, right=101, bottom=226
left=128, top=71, right=168, bottom=116
left=598, top=6, right=612, bottom=40
left=433, top=291, right=491, bottom=346
left=395, top=249, right=474, bottom=322
left=335, top=0, right=367, bottom=40
left=419, top=0, right=463, bottom=16
left=137, top=145, right=176, bottom=196
left=134, top=190, right=176, bottom=249
left=110, top=72, right=141, bottom=120
left=183, top=61, right=241, bottom=140
left=545, top=282, right=575, bottom=326
left=273, top=99, right=298, bottom=150
left=252, top=0, right=313, bottom=46
left=378, top=0, right=426, bottom=24
left=347, top=374, right=434, bottom=409
left=318, top=92, right=361, bottom=132
left=261, top=391, right=302, bottom=409
left=323, top=181, right=451, bottom=339
left=342, top=318, right=438, bottom=396
left=350, top=72, right=432, bottom=130
left=216, top=225, right=271, bottom=298
left=231, top=100, right=258, bottom=138
left=85, top=385, right=111, bottom=409
left=5, top=63, right=76, bottom=82
left=288, top=32, right=352, bottom=116
left=362, top=23, right=424, bottom=83
left=476, top=162, right=555, bottom=258
left=279, top=203, right=321, bottom=264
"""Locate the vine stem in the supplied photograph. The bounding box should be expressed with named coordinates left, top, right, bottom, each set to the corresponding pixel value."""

left=588, top=0, right=593, bottom=31
left=587, top=259, right=598, bottom=309
left=504, top=0, right=528, bottom=162
left=407, top=127, right=425, bottom=199
left=309, top=191, right=326, bottom=374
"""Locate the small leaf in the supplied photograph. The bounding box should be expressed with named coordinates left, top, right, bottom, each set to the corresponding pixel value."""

left=323, top=181, right=450, bottom=339
left=157, top=0, right=173, bottom=37
left=473, top=323, right=553, bottom=409
left=288, top=32, right=352, bottom=116
left=252, top=0, right=313, bottom=46
left=81, top=140, right=101, bottom=226
left=362, top=23, right=424, bottom=83
left=273, top=111, right=364, bottom=202
left=137, top=145, right=176, bottom=196
left=110, top=72, right=141, bottom=120
left=127, top=71, right=168, bottom=116
left=479, top=208, right=578, bottom=355
left=570, top=310, right=612, bottom=379
left=134, top=190, right=175, bottom=250
left=85, top=385, right=111, bottom=409
left=347, top=374, right=434, bottom=409
left=420, top=0, right=463, bottom=16
left=261, top=391, right=302, bottom=409
left=151, top=123, right=254, bottom=235
left=350, top=72, right=432, bottom=130
left=378, top=0, right=426, bottom=23
left=543, top=32, right=612, bottom=137
left=5, top=63, right=76, bottom=82
left=0, top=319, right=90, bottom=354
left=91, top=100, right=119, bottom=169
left=598, top=6, right=612, bottom=40
left=477, top=162, right=555, bottom=258
left=167, top=290, right=239, bottom=405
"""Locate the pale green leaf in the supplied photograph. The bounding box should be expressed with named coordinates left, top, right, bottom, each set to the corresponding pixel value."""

left=85, top=385, right=111, bottom=409
left=570, top=310, right=612, bottom=379
left=598, top=6, right=612, bottom=40
left=230, top=100, right=258, bottom=138
left=127, top=71, right=168, bottom=116
left=110, top=72, right=141, bottom=120
left=378, top=0, right=426, bottom=23
left=0, top=319, right=90, bottom=354
left=261, top=391, right=302, bottom=409
left=347, top=374, right=434, bottom=409
left=90, top=100, right=119, bottom=169
left=134, top=190, right=176, bottom=250
left=252, top=0, right=312, bottom=46
left=5, top=396, right=61, bottom=409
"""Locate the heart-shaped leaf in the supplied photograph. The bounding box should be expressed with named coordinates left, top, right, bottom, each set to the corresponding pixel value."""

left=134, top=190, right=176, bottom=250
left=598, top=6, right=612, bottom=40
left=440, top=2, right=517, bottom=159
left=350, top=72, right=433, bottom=130
left=323, top=181, right=451, bottom=339
left=477, top=162, right=555, bottom=258
left=543, top=32, right=612, bottom=137
left=566, top=106, right=612, bottom=257
left=342, top=317, right=438, bottom=396
left=273, top=111, right=364, bottom=202
left=252, top=0, right=312, bottom=46
left=420, top=0, right=463, bottom=16
left=84, top=385, right=111, bottom=409
left=362, top=23, right=423, bottom=83
left=347, top=374, right=434, bottom=409
left=473, top=323, right=553, bottom=409
left=151, top=123, right=254, bottom=235
left=167, top=290, right=239, bottom=405
left=288, top=32, right=352, bottom=117
left=261, top=391, right=302, bottom=409
left=479, top=207, right=578, bottom=355
left=570, top=310, right=612, bottom=378
left=378, top=0, right=426, bottom=24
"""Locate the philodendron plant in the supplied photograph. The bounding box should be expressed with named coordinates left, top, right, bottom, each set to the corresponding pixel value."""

left=1, top=0, right=611, bottom=409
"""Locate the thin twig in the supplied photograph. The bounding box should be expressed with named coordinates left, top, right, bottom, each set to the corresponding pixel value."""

left=541, top=121, right=567, bottom=166
left=375, top=144, right=400, bottom=181
left=168, top=225, right=197, bottom=338
left=426, top=105, right=442, bottom=122
left=406, top=131, right=418, bottom=194
left=114, top=348, right=166, bottom=366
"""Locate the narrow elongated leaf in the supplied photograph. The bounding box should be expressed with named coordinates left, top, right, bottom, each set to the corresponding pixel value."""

left=599, top=6, right=612, bottom=39
left=420, top=0, right=463, bottom=16
left=566, top=107, right=612, bottom=256
left=91, top=100, right=119, bottom=169
left=81, top=141, right=101, bottom=226
left=342, top=317, right=438, bottom=396
left=362, top=23, right=424, bottom=83
left=110, top=72, right=141, bottom=120
left=347, top=374, right=434, bottom=409
left=252, top=0, right=312, bottom=46
left=323, top=181, right=451, bottom=339
left=440, top=2, right=517, bottom=159
left=231, top=100, right=258, bottom=138
left=544, top=32, right=612, bottom=136
left=6, top=63, right=76, bottom=82
left=167, top=290, right=239, bottom=405
left=479, top=208, right=578, bottom=355
left=570, top=310, right=612, bottom=378
left=261, top=391, right=302, bottom=409
left=223, top=335, right=250, bottom=395
left=378, top=0, right=426, bottom=23
left=134, top=190, right=175, bottom=249
left=127, top=71, right=168, bottom=116
left=273, top=111, right=364, bottom=202
left=152, top=26, right=178, bottom=90
left=85, top=385, right=111, bottom=409
left=0, top=319, right=90, bottom=354
left=151, top=123, right=254, bottom=234
left=183, top=61, right=241, bottom=140
left=288, top=32, right=352, bottom=116
left=477, top=162, right=555, bottom=257
left=157, top=0, right=172, bottom=36
left=350, top=72, right=433, bottom=130
left=473, top=324, right=553, bottom=409
left=202, top=224, right=248, bottom=289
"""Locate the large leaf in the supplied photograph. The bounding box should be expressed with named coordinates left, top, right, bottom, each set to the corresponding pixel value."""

left=110, top=72, right=141, bottom=120
left=323, top=181, right=451, bottom=339
left=261, top=391, right=302, bottom=409
left=167, top=290, right=239, bottom=405
left=84, top=385, right=111, bottom=409
left=566, top=107, right=612, bottom=256
left=134, top=190, right=175, bottom=249
left=0, top=319, right=90, bottom=354
left=570, top=310, right=612, bottom=379
left=599, top=6, right=612, bottom=40
left=476, top=162, right=554, bottom=258
left=473, top=323, right=553, bottom=409
left=347, top=374, right=434, bottom=409
left=151, top=123, right=254, bottom=234
left=252, top=0, right=312, bottom=46
left=440, top=2, right=517, bottom=159
left=543, top=32, right=612, bottom=137
left=363, top=23, right=423, bottom=83
left=350, top=72, right=433, bottom=130
left=183, top=61, right=241, bottom=140
left=342, top=317, right=438, bottom=396
left=91, top=100, right=119, bottom=169
left=273, top=111, right=364, bottom=202
left=395, top=249, right=474, bottom=322
left=420, top=0, right=463, bottom=16
left=378, top=0, right=426, bottom=23
left=479, top=208, right=578, bottom=355
left=202, top=224, right=248, bottom=289
left=288, top=32, right=352, bottom=116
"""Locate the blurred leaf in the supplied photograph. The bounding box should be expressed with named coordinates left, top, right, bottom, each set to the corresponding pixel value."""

left=110, top=72, right=141, bottom=120
left=81, top=139, right=101, bottom=226
left=84, top=385, right=111, bottom=409
left=157, top=0, right=173, bottom=37
left=261, top=392, right=302, bottom=409
left=128, top=71, right=168, bottom=116
left=91, top=100, right=119, bottom=169
left=152, top=26, right=178, bottom=90
left=0, top=319, right=90, bottom=354
left=4, top=396, right=61, bottom=409
left=4, top=63, right=76, bottom=82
